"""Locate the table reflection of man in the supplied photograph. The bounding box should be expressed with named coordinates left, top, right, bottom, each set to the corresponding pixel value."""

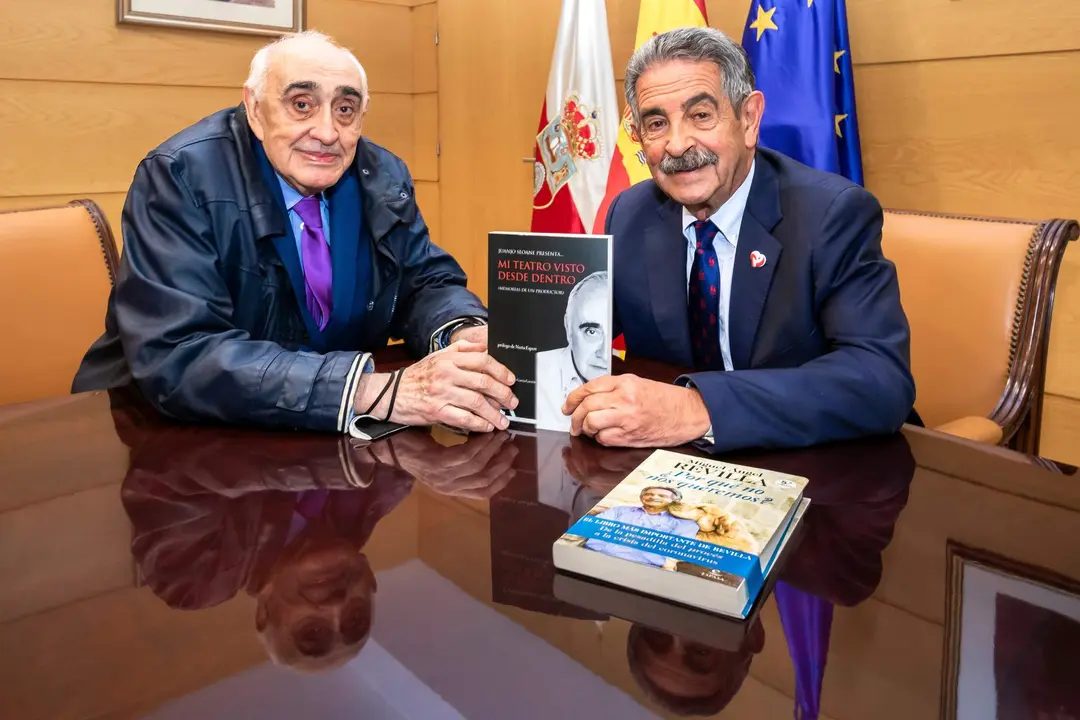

left=628, top=619, right=765, bottom=716
left=582, top=486, right=700, bottom=569
left=535, top=272, right=610, bottom=431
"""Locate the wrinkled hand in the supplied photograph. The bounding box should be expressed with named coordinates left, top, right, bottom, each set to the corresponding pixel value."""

left=356, top=340, right=517, bottom=432
left=561, top=374, right=711, bottom=447
left=449, top=323, right=488, bottom=347
left=388, top=430, right=517, bottom=499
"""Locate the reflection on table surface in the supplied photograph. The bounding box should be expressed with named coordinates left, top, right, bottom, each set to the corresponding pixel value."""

left=1, top=381, right=1079, bottom=720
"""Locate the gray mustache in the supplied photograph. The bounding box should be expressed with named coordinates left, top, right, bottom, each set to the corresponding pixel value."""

left=658, top=147, right=718, bottom=174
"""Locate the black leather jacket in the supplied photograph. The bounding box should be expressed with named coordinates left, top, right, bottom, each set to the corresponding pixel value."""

left=72, top=105, right=485, bottom=432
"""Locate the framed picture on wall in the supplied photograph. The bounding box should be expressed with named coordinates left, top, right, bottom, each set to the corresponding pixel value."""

left=118, top=0, right=304, bottom=36
left=941, top=541, right=1080, bottom=720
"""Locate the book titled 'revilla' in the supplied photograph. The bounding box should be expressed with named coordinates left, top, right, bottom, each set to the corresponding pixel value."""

left=552, top=449, right=809, bottom=618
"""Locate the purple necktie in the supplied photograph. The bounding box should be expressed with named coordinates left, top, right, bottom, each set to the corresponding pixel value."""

left=293, top=196, right=333, bottom=330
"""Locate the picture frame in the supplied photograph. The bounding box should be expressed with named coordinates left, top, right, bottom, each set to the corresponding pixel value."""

left=941, top=541, right=1080, bottom=720
left=117, top=0, right=304, bottom=37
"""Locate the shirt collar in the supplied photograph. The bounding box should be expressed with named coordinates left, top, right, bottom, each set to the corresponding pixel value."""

left=276, top=172, right=325, bottom=212
left=681, top=158, right=756, bottom=248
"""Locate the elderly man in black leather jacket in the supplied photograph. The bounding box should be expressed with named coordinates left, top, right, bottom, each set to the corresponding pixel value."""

left=73, top=30, right=517, bottom=436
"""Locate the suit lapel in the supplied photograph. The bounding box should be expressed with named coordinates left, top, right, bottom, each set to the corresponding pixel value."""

left=644, top=196, right=694, bottom=368
left=729, top=153, right=783, bottom=370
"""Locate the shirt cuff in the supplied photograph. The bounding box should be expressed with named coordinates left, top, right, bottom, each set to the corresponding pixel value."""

left=337, top=352, right=374, bottom=434
left=429, top=316, right=487, bottom=353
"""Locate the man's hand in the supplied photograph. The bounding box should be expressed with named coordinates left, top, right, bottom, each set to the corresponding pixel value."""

left=449, top=323, right=487, bottom=347
left=355, top=340, right=517, bottom=432
left=561, top=374, right=711, bottom=447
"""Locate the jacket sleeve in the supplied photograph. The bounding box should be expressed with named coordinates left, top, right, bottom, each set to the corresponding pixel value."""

left=116, top=154, right=366, bottom=432
left=678, top=186, right=916, bottom=452
left=390, top=168, right=488, bottom=357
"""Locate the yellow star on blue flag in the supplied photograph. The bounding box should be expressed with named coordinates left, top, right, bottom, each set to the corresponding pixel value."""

left=741, top=0, right=863, bottom=184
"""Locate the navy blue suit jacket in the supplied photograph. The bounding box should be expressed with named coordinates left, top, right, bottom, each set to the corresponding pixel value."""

left=606, top=147, right=916, bottom=452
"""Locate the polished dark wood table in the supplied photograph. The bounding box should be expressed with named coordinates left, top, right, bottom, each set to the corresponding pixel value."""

left=3, top=358, right=1080, bottom=720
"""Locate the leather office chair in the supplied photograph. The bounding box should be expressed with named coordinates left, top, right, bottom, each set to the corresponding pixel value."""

left=0, top=200, right=119, bottom=406
left=882, top=210, right=1078, bottom=455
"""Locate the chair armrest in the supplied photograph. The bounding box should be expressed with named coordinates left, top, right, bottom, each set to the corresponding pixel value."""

left=934, top=416, right=1005, bottom=445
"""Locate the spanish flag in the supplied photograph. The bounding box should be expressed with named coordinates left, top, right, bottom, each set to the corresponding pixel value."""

left=598, top=0, right=710, bottom=359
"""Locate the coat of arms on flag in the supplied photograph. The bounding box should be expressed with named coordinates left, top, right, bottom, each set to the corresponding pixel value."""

left=529, top=0, right=618, bottom=236
left=536, top=94, right=604, bottom=197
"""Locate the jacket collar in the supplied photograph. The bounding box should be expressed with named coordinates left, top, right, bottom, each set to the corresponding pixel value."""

left=227, top=104, right=412, bottom=243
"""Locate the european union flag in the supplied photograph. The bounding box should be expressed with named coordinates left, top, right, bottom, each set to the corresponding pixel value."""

left=741, top=0, right=863, bottom=185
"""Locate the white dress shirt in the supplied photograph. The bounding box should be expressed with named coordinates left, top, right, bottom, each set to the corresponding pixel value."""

left=679, top=159, right=756, bottom=373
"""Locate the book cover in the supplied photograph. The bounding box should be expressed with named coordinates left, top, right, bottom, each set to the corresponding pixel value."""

left=487, top=231, right=613, bottom=432
left=552, top=449, right=808, bottom=612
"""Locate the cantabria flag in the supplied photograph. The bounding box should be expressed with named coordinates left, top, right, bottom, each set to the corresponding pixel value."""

left=530, top=0, right=619, bottom=235
left=593, top=0, right=710, bottom=234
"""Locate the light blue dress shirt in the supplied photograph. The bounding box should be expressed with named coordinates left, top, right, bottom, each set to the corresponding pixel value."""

left=679, top=159, right=756, bottom=373
left=276, top=174, right=331, bottom=271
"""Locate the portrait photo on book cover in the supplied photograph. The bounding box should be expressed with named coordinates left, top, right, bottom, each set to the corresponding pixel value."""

left=534, top=270, right=610, bottom=432
left=559, top=471, right=792, bottom=583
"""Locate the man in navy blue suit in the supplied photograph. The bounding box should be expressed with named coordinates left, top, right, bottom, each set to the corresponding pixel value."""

left=73, top=31, right=517, bottom=436
left=562, top=27, right=915, bottom=453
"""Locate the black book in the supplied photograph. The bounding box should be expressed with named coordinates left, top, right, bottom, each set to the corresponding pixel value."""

left=487, top=231, right=613, bottom=431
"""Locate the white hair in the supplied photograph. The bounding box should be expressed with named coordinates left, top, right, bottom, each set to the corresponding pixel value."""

left=244, top=30, right=369, bottom=110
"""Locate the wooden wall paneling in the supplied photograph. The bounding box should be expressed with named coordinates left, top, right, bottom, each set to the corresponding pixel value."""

left=0, top=0, right=413, bottom=93
left=847, top=0, right=1080, bottom=66
left=414, top=180, right=441, bottom=245
left=0, top=82, right=238, bottom=197
left=363, top=92, right=416, bottom=168
left=705, top=0, right=753, bottom=39
left=411, top=93, right=439, bottom=182
left=605, top=0, right=638, bottom=79
left=437, top=0, right=561, bottom=302
left=608, top=0, right=1080, bottom=68
left=412, top=3, right=439, bottom=93
left=309, top=0, right=413, bottom=92
left=0, top=82, right=413, bottom=197
left=855, top=52, right=1080, bottom=220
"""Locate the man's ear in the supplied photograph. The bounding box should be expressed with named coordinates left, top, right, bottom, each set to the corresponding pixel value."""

left=740, top=91, right=765, bottom=149
left=243, top=87, right=266, bottom=142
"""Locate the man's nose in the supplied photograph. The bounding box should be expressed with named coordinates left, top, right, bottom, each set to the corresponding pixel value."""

left=665, top=122, right=694, bottom=157
left=309, top=106, right=339, bottom=147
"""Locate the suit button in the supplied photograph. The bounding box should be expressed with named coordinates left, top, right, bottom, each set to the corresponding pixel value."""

left=367, top=301, right=375, bottom=310
left=400, top=192, right=408, bottom=199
